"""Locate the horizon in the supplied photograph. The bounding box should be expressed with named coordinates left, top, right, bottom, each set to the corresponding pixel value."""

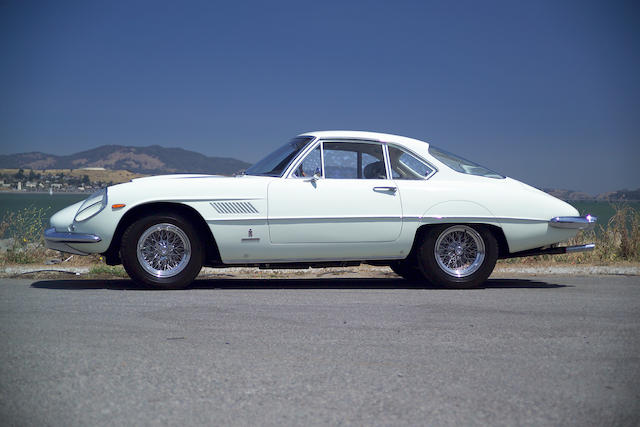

left=1, top=0, right=639, bottom=194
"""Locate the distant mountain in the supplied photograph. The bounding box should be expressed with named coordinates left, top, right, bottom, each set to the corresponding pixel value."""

left=543, top=188, right=595, bottom=201
left=0, top=145, right=251, bottom=175
left=594, top=188, right=640, bottom=202
left=543, top=188, right=640, bottom=202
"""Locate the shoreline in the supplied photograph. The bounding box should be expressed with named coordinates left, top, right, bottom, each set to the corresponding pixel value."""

left=0, top=190, right=91, bottom=195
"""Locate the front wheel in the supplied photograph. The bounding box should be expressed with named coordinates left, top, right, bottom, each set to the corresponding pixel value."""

left=120, top=213, right=203, bottom=289
left=418, top=224, right=498, bottom=289
left=390, top=259, right=425, bottom=281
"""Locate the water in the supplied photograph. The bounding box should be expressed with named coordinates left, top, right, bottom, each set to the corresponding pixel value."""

left=0, top=193, right=87, bottom=222
left=570, top=201, right=640, bottom=228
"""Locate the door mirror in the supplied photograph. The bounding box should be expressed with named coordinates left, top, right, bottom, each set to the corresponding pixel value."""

left=305, top=172, right=321, bottom=183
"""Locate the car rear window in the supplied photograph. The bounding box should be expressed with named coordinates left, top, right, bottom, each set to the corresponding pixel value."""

left=428, top=146, right=504, bottom=179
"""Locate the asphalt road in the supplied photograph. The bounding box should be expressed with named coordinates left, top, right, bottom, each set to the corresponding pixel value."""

left=1, top=275, right=639, bottom=426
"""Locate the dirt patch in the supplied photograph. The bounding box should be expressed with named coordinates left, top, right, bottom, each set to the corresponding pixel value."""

left=2, top=262, right=638, bottom=281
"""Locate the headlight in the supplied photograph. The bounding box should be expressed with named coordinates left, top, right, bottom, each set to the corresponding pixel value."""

left=74, top=188, right=107, bottom=222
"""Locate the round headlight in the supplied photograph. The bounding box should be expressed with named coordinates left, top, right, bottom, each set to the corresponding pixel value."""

left=74, top=188, right=107, bottom=222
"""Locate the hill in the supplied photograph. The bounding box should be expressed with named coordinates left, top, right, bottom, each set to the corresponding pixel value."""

left=0, top=145, right=251, bottom=176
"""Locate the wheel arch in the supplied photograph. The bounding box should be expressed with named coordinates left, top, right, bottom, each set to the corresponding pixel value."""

left=102, top=202, right=221, bottom=266
left=418, top=201, right=510, bottom=257
left=411, top=222, right=510, bottom=259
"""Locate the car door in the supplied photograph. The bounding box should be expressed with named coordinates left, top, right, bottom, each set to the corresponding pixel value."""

left=267, top=140, right=402, bottom=244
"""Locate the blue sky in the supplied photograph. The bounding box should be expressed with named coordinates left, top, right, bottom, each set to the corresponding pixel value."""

left=1, top=0, right=638, bottom=194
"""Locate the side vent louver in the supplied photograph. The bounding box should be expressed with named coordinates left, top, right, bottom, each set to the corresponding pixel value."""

left=211, top=201, right=259, bottom=215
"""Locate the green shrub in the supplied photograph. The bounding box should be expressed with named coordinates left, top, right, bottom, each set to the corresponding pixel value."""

left=0, top=206, right=50, bottom=264
left=88, top=265, right=128, bottom=277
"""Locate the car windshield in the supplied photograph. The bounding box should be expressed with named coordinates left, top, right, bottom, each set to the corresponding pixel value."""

left=245, top=136, right=314, bottom=177
left=428, top=146, right=505, bottom=179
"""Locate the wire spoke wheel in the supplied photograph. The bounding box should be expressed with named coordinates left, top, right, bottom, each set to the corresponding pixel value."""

left=136, top=223, right=191, bottom=278
left=434, top=225, right=485, bottom=278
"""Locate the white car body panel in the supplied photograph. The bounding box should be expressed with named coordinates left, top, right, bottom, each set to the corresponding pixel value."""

left=267, top=178, right=402, bottom=243
left=46, top=130, right=588, bottom=267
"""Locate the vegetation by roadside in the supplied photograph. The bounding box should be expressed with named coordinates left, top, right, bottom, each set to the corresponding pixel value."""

left=0, top=206, right=51, bottom=264
left=1, top=204, right=638, bottom=273
left=86, top=265, right=128, bottom=278
left=498, top=204, right=640, bottom=265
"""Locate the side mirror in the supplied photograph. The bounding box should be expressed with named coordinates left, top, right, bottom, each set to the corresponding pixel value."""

left=306, top=168, right=321, bottom=181
left=305, top=173, right=320, bottom=183
left=305, top=171, right=321, bottom=187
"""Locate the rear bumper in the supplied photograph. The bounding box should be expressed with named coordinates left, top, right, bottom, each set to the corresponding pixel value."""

left=549, top=215, right=597, bottom=230
left=44, top=228, right=102, bottom=255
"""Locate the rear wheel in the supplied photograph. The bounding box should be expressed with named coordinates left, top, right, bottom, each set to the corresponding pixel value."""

left=418, top=224, right=497, bottom=289
left=120, top=213, right=203, bottom=289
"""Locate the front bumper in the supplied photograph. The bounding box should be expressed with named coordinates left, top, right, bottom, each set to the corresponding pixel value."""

left=44, top=228, right=102, bottom=255
left=549, top=215, right=597, bottom=230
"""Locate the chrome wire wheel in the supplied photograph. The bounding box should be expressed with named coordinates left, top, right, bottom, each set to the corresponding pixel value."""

left=136, top=223, right=192, bottom=278
left=434, top=225, right=485, bottom=278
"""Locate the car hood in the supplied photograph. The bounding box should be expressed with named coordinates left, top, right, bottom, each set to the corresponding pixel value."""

left=107, top=174, right=273, bottom=206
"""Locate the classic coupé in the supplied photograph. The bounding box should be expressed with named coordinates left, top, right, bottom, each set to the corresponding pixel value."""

left=45, top=131, right=596, bottom=289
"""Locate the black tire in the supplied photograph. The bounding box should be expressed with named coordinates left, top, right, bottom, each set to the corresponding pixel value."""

left=120, top=213, right=203, bottom=289
left=390, top=259, right=425, bottom=281
left=418, top=224, right=498, bottom=289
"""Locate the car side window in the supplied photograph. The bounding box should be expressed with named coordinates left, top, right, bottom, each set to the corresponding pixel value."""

left=323, top=142, right=387, bottom=179
left=388, top=145, right=434, bottom=180
left=292, top=145, right=322, bottom=178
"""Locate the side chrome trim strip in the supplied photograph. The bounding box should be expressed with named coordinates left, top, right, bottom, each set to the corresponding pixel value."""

left=206, top=215, right=597, bottom=225
left=421, top=215, right=543, bottom=223
left=268, top=215, right=402, bottom=221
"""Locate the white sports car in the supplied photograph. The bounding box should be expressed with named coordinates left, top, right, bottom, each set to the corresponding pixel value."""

left=45, top=131, right=596, bottom=289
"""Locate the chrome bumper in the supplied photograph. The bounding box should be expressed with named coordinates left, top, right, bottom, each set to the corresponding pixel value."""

left=549, top=215, right=597, bottom=230
left=44, top=227, right=101, bottom=255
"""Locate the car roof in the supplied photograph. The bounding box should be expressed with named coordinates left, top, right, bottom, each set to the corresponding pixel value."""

left=298, top=130, right=430, bottom=150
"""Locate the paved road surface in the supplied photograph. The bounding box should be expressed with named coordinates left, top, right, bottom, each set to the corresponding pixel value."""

left=1, top=275, right=639, bottom=426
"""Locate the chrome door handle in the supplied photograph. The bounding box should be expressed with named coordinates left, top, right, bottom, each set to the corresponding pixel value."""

left=373, top=186, right=397, bottom=193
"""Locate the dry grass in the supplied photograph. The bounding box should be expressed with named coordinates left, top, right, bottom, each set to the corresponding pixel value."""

left=0, top=206, right=50, bottom=264
left=500, top=204, right=640, bottom=265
